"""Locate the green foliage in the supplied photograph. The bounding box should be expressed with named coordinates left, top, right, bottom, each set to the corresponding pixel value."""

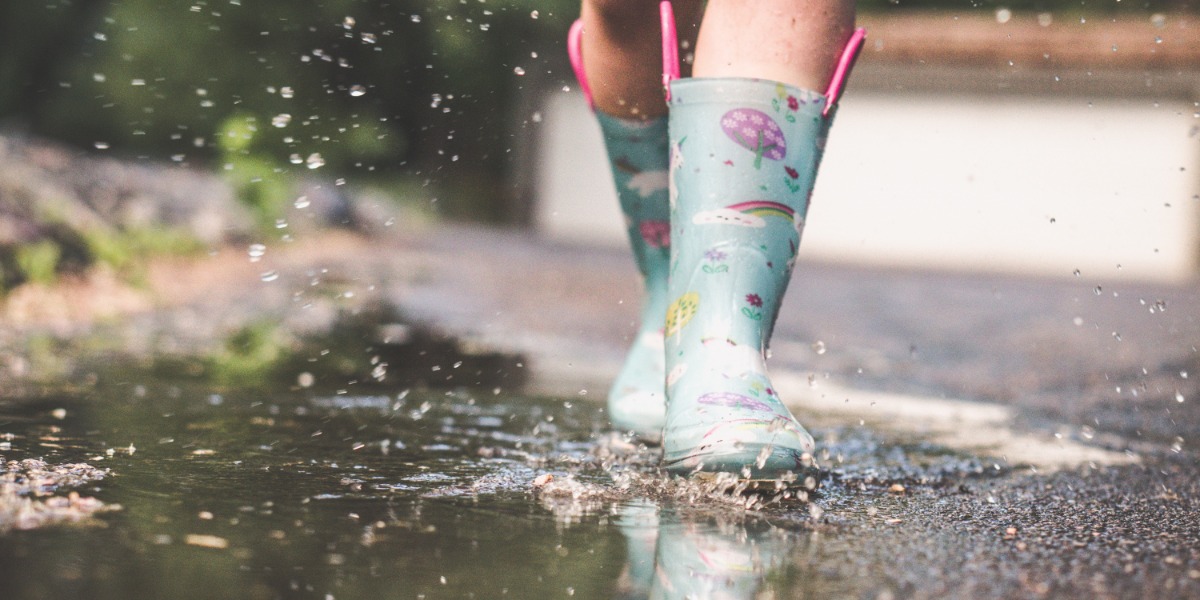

left=82, top=226, right=204, bottom=272
left=1, top=0, right=580, bottom=222
left=14, top=240, right=62, bottom=285
left=217, top=113, right=292, bottom=230
left=204, top=322, right=290, bottom=386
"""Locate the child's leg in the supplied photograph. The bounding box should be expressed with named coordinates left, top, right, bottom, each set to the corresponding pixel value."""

left=663, top=0, right=861, bottom=476
left=571, top=0, right=699, bottom=438
left=579, top=0, right=702, bottom=119
left=693, top=0, right=856, bottom=92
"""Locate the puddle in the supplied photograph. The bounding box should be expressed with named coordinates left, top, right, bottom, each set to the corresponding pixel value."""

left=2, top=305, right=1190, bottom=599
left=0, top=362, right=1016, bottom=600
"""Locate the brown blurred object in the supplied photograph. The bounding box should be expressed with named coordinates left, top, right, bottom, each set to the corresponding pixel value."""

left=858, top=12, right=1200, bottom=70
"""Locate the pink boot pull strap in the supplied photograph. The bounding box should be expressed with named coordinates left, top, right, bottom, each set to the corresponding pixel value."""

left=567, top=19, right=594, bottom=109
left=658, top=1, right=866, bottom=116
left=660, top=1, right=679, bottom=101
left=822, top=27, right=867, bottom=117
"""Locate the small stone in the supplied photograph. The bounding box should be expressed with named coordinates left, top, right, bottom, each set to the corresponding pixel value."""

left=888, top=483, right=906, bottom=494
left=532, top=473, right=554, bottom=488
left=185, top=534, right=229, bottom=549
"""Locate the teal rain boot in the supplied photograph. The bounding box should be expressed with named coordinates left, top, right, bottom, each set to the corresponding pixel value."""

left=659, top=8, right=866, bottom=477
left=569, top=20, right=671, bottom=440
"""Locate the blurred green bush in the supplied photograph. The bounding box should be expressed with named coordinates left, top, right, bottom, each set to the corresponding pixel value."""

left=0, top=0, right=576, bottom=223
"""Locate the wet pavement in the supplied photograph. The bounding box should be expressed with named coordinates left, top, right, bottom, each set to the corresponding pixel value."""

left=1, top=223, right=1199, bottom=598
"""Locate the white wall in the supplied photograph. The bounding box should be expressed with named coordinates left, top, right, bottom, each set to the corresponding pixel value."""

left=535, top=89, right=1200, bottom=281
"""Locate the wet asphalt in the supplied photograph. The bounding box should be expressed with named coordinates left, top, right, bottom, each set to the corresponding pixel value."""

left=6, top=222, right=1198, bottom=598
left=386, top=223, right=1200, bottom=598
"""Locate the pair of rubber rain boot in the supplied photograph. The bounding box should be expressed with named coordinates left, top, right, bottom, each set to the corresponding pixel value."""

left=570, top=2, right=865, bottom=478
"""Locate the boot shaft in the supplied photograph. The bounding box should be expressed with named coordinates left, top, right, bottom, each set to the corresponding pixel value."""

left=666, top=78, right=833, bottom=352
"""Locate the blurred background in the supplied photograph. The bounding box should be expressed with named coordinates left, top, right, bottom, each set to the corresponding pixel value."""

left=1, top=0, right=1198, bottom=287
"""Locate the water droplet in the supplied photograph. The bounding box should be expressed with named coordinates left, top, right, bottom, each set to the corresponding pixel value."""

left=306, top=153, right=325, bottom=169
left=755, top=445, right=773, bottom=469
left=1171, top=437, right=1183, bottom=453
left=1081, top=425, right=1095, bottom=439
left=280, top=86, right=294, bottom=99
left=1037, top=12, right=1053, bottom=26
left=260, top=270, right=279, bottom=282
left=361, top=32, right=376, bottom=44
left=94, top=141, right=110, bottom=150
left=809, top=503, right=824, bottom=521
left=1176, top=391, right=1186, bottom=403
left=1072, top=316, right=1083, bottom=326
left=410, top=14, right=422, bottom=23
left=1155, top=36, right=1163, bottom=44
left=513, top=66, right=525, bottom=76
left=811, top=340, right=826, bottom=355
left=530, top=10, right=539, bottom=19
left=288, top=153, right=303, bottom=165
left=349, top=84, right=366, bottom=97
left=271, top=113, right=291, bottom=128
left=294, top=196, right=311, bottom=209
left=343, top=16, right=355, bottom=29
left=1094, top=286, right=1103, bottom=295
left=1181, top=370, right=1189, bottom=379
left=131, top=78, right=146, bottom=86
left=247, top=243, right=266, bottom=262
left=995, top=8, right=1012, bottom=23
left=1072, top=268, right=1081, bottom=276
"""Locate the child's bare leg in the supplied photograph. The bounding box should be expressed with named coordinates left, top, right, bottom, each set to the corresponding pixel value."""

left=693, top=0, right=856, bottom=91
left=580, top=0, right=701, bottom=118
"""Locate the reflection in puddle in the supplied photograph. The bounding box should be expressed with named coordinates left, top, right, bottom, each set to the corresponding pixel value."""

left=0, top=381, right=1005, bottom=599
left=613, top=499, right=794, bottom=600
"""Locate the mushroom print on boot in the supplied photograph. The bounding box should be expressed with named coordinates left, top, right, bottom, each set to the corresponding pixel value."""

left=568, top=22, right=671, bottom=440
left=662, top=78, right=842, bottom=478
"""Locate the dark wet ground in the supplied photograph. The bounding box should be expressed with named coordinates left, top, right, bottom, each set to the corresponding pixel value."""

left=2, top=371, right=1198, bottom=599
left=2, top=225, right=1200, bottom=599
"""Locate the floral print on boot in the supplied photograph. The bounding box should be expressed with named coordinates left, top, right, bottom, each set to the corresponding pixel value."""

left=663, top=78, right=836, bottom=478
left=595, top=113, right=672, bottom=440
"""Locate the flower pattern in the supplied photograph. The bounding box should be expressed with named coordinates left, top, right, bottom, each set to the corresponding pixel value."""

left=784, top=165, right=801, bottom=193
left=702, top=248, right=729, bottom=273
left=741, top=293, right=764, bottom=320
left=639, top=220, right=670, bottom=249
